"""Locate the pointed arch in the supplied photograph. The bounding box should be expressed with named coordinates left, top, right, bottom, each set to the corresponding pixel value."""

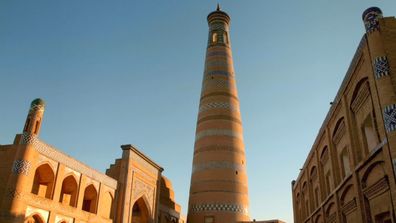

left=100, top=191, right=114, bottom=219
left=31, top=163, right=55, bottom=199
left=361, top=161, right=386, bottom=188
left=82, top=184, right=98, bottom=213
left=350, top=77, right=369, bottom=110
left=132, top=196, right=150, bottom=223
left=59, top=175, right=78, bottom=207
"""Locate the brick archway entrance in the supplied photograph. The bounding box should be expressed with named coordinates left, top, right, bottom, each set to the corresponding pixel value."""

left=132, top=197, right=149, bottom=223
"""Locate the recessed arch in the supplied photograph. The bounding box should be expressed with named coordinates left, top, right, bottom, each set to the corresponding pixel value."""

left=350, top=77, right=369, bottom=109
left=59, top=175, right=78, bottom=207
left=361, top=161, right=386, bottom=188
left=332, top=117, right=345, bottom=138
left=31, top=163, right=55, bottom=199
left=340, top=184, right=354, bottom=205
left=100, top=191, right=114, bottom=219
left=132, top=196, right=150, bottom=223
left=320, top=146, right=329, bottom=161
left=82, top=184, right=98, bottom=214
left=310, top=166, right=317, bottom=178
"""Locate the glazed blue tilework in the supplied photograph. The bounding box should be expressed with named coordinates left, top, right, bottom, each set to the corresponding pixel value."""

left=374, top=56, right=390, bottom=79
left=384, top=104, right=396, bottom=132
left=190, top=203, right=248, bottom=214
left=363, top=9, right=382, bottom=32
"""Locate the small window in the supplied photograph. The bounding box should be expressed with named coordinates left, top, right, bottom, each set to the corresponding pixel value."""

left=205, top=216, right=215, bottom=223
left=340, top=148, right=351, bottom=178
left=212, top=33, right=218, bottom=43
left=24, top=118, right=30, bottom=132
left=362, top=115, right=378, bottom=152
left=223, top=32, right=228, bottom=44
left=34, top=120, right=40, bottom=134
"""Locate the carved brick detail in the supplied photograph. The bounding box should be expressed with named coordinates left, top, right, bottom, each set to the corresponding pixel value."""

left=132, top=178, right=155, bottom=212
left=363, top=177, right=389, bottom=199
left=342, top=198, right=357, bottom=215
left=351, top=82, right=370, bottom=113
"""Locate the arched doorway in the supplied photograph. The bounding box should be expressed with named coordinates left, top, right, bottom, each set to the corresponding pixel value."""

left=132, top=197, right=149, bottom=223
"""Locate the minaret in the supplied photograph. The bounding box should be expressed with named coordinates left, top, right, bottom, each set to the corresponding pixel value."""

left=23, top=98, right=45, bottom=136
left=187, top=6, right=250, bottom=223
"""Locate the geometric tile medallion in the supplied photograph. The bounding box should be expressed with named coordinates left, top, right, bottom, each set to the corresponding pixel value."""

left=190, top=203, right=248, bottom=214
left=12, top=159, right=31, bottom=176
left=374, top=56, right=390, bottom=79
left=384, top=104, right=396, bottom=132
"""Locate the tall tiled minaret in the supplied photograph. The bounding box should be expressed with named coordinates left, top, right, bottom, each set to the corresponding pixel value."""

left=187, top=5, right=250, bottom=223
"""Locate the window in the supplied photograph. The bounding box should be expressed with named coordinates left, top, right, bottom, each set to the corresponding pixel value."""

left=314, top=187, right=320, bottom=208
left=325, top=172, right=332, bottom=195
left=223, top=32, right=228, bottom=44
left=34, top=120, right=40, bottom=134
left=31, top=164, right=55, bottom=199
left=340, top=148, right=351, bottom=178
left=59, top=175, right=78, bottom=207
left=205, top=216, right=215, bottom=223
left=362, top=115, right=378, bottom=152
left=82, top=185, right=98, bottom=213
left=24, top=118, right=30, bottom=132
left=212, top=33, right=218, bottom=43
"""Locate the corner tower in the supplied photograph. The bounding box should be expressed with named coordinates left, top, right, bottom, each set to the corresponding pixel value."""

left=23, top=98, right=45, bottom=136
left=187, top=6, right=250, bottom=223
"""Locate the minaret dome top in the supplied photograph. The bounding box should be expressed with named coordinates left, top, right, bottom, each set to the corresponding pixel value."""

left=207, top=4, right=230, bottom=25
left=31, top=98, right=45, bottom=107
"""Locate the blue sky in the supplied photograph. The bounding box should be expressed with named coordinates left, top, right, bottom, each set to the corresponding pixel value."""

left=1, top=1, right=396, bottom=222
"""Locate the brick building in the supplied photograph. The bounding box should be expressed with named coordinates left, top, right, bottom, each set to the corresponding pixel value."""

left=0, top=99, right=184, bottom=223
left=292, top=7, right=396, bottom=223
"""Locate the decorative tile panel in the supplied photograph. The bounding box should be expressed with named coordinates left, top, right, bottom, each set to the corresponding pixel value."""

left=132, top=178, right=155, bottom=212
left=383, top=104, right=396, bottom=132
left=363, top=7, right=383, bottom=33
left=206, top=51, right=230, bottom=58
left=202, top=79, right=233, bottom=92
left=199, top=102, right=239, bottom=113
left=12, top=160, right=31, bottom=176
left=374, top=56, right=390, bottom=79
left=190, top=203, right=248, bottom=214
left=195, top=129, right=243, bottom=141
left=210, top=22, right=227, bottom=31
left=30, top=104, right=45, bottom=113
left=192, top=161, right=245, bottom=174
left=206, top=70, right=231, bottom=76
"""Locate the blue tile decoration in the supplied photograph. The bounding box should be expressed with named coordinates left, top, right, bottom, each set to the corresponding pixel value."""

left=190, top=203, right=248, bottom=214
left=362, top=7, right=383, bottom=33
left=374, top=56, right=390, bottom=79
left=384, top=104, right=396, bottom=132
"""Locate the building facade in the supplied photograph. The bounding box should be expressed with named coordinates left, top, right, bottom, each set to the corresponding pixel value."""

left=292, top=7, right=396, bottom=223
left=187, top=5, right=250, bottom=223
left=0, top=99, right=184, bottom=223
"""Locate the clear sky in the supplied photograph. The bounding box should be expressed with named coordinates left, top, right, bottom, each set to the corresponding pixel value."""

left=1, top=1, right=396, bottom=222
